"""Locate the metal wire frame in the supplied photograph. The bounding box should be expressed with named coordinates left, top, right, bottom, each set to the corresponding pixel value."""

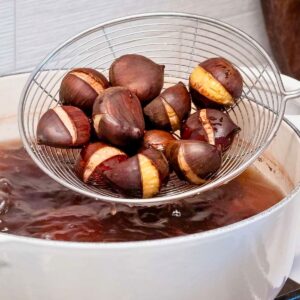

left=18, top=13, right=300, bottom=205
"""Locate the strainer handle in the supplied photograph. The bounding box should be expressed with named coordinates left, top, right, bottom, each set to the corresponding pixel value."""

left=283, top=88, right=300, bottom=100
left=283, top=86, right=300, bottom=129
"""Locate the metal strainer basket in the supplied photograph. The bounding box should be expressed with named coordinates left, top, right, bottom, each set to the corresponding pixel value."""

left=19, top=13, right=300, bottom=205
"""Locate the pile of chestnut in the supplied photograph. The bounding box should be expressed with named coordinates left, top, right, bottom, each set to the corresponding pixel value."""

left=37, top=54, right=242, bottom=198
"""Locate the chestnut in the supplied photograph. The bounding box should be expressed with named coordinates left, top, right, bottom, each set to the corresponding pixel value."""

left=139, top=148, right=169, bottom=183
left=37, top=106, right=91, bottom=148
left=165, top=140, right=222, bottom=184
left=181, top=109, right=240, bottom=152
left=109, top=54, right=164, bottom=104
left=143, top=130, right=176, bottom=153
left=189, top=88, right=223, bottom=110
left=104, top=148, right=169, bottom=198
left=75, top=142, right=128, bottom=184
left=143, top=82, right=191, bottom=131
left=92, top=87, right=145, bottom=147
left=60, top=68, right=109, bottom=113
left=189, top=57, right=243, bottom=108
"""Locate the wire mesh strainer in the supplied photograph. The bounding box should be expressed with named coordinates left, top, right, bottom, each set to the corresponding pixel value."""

left=18, top=13, right=300, bottom=205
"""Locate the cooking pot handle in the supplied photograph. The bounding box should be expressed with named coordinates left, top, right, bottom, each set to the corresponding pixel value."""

left=284, top=85, right=300, bottom=130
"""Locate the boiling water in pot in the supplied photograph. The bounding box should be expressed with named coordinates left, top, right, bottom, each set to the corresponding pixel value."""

left=0, top=141, right=284, bottom=242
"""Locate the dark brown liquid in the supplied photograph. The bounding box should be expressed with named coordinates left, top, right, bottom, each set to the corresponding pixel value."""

left=0, top=145, right=284, bottom=242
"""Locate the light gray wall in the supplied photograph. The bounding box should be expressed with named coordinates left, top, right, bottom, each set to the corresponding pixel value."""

left=0, top=0, right=270, bottom=76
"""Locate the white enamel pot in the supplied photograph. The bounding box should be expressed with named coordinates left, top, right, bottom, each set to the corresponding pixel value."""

left=0, top=74, right=299, bottom=300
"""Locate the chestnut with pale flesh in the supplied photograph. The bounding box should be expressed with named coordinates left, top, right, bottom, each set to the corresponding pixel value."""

left=37, top=106, right=90, bottom=148
left=181, top=109, right=240, bottom=152
left=189, top=57, right=243, bottom=108
left=189, top=88, right=223, bottom=110
left=165, top=140, right=222, bottom=184
left=144, top=82, right=191, bottom=131
left=139, top=148, right=169, bottom=183
left=109, top=54, right=164, bottom=104
left=92, top=87, right=145, bottom=147
left=104, top=148, right=169, bottom=198
left=60, top=68, right=109, bottom=113
left=75, top=142, right=127, bottom=184
left=143, top=130, right=176, bottom=153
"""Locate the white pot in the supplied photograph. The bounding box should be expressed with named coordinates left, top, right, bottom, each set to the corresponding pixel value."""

left=0, top=74, right=299, bottom=300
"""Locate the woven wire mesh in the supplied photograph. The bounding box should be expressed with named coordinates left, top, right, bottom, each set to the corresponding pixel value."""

left=19, top=13, right=286, bottom=205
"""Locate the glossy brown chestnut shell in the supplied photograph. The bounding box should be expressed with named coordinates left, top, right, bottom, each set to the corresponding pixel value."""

left=143, top=130, right=176, bottom=153
left=189, top=89, right=224, bottom=110
left=189, top=57, right=243, bottom=108
left=75, top=142, right=128, bottom=184
left=92, top=87, right=145, bottom=147
left=139, top=148, right=169, bottom=183
left=60, top=68, right=109, bottom=113
left=37, top=106, right=91, bottom=148
left=181, top=109, right=240, bottom=152
left=104, top=148, right=169, bottom=198
left=143, top=82, right=191, bottom=131
left=109, top=54, right=164, bottom=104
left=165, top=140, right=222, bottom=184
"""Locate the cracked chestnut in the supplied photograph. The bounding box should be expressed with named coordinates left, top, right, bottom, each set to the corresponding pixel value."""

left=75, top=142, right=128, bottom=184
left=181, top=109, right=240, bottom=152
left=165, top=140, right=222, bottom=184
left=143, top=130, right=176, bottom=153
left=37, top=106, right=91, bottom=148
left=109, top=54, right=164, bottom=104
left=92, top=87, right=145, bottom=147
left=60, top=68, right=109, bottom=113
left=143, top=82, right=191, bottom=131
left=104, top=148, right=169, bottom=198
left=189, top=57, right=243, bottom=108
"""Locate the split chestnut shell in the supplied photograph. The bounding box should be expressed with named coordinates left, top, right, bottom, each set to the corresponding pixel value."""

left=104, top=148, right=169, bottom=198
left=165, top=140, right=222, bottom=184
left=181, top=109, right=240, bottom=152
left=189, top=57, right=243, bottom=108
left=75, top=142, right=128, bottom=184
left=144, top=82, right=191, bottom=132
left=60, top=68, right=109, bottom=113
left=92, top=87, right=145, bottom=147
left=37, top=106, right=91, bottom=148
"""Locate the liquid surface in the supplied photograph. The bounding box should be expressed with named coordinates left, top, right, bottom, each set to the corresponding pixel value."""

left=0, top=146, right=284, bottom=242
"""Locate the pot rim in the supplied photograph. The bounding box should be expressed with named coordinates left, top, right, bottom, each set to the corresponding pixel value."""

left=0, top=117, right=299, bottom=249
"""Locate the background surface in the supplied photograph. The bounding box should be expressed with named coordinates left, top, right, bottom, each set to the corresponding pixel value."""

left=0, top=0, right=270, bottom=76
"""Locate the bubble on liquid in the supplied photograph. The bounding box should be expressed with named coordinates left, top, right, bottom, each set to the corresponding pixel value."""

left=42, top=233, right=53, bottom=240
left=172, top=209, right=181, bottom=218
left=0, top=196, right=10, bottom=215
left=0, top=177, right=12, bottom=194
left=67, top=223, right=75, bottom=229
left=0, top=178, right=12, bottom=215
left=110, top=204, right=117, bottom=216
